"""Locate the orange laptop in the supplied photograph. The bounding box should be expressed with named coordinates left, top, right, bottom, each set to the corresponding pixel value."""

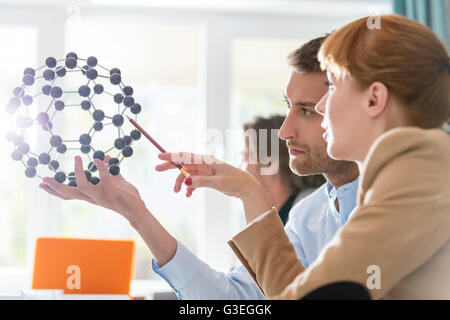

left=32, top=237, right=135, bottom=295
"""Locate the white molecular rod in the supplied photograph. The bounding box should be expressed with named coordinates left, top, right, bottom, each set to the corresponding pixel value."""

left=5, top=52, right=142, bottom=186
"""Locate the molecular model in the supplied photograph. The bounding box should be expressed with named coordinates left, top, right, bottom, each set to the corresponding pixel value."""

left=4, top=52, right=142, bottom=186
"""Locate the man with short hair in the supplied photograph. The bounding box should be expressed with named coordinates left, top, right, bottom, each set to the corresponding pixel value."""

left=151, top=35, right=359, bottom=299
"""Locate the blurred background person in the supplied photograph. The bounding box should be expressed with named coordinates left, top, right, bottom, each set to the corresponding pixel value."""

left=243, top=115, right=325, bottom=225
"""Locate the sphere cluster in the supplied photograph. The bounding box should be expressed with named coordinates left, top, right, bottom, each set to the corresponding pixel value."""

left=5, top=52, right=142, bottom=186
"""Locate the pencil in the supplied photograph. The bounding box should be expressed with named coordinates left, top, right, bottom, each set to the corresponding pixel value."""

left=126, top=115, right=191, bottom=178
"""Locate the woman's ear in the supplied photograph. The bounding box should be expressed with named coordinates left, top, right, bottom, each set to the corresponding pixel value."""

left=365, top=82, right=389, bottom=118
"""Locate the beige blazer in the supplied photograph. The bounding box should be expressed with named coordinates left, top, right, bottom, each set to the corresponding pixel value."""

left=228, top=127, right=450, bottom=299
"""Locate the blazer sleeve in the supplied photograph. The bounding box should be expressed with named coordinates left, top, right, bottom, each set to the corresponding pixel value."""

left=228, top=150, right=450, bottom=299
left=228, top=208, right=305, bottom=298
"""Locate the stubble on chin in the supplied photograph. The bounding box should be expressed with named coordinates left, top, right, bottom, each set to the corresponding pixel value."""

left=289, top=146, right=330, bottom=176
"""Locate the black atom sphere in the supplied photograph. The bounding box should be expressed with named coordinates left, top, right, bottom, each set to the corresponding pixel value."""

left=122, top=146, right=133, bottom=157
left=24, top=67, right=35, bottom=76
left=43, top=69, right=55, bottom=81
left=54, top=171, right=66, bottom=183
left=123, top=96, right=134, bottom=107
left=18, top=142, right=30, bottom=154
left=88, top=161, right=97, bottom=172
left=57, top=144, right=67, bottom=154
left=92, top=109, right=105, bottom=121
left=109, top=164, right=120, bottom=175
left=114, top=138, right=125, bottom=150
left=90, top=177, right=100, bottom=185
left=123, top=135, right=132, bottom=146
left=39, top=153, right=51, bottom=165
left=130, top=103, right=141, bottom=115
left=86, top=68, right=98, bottom=80
left=130, top=129, right=141, bottom=140
left=50, top=86, right=63, bottom=99
left=93, top=84, right=104, bottom=94
left=42, top=85, right=51, bottom=95
left=80, top=145, right=91, bottom=154
left=65, top=57, right=77, bottom=69
left=79, top=133, right=92, bottom=146
left=93, top=121, right=103, bottom=131
left=25, top=167, right=37, bottom=178
left=27, top=157, right=38, bottom=167
left=78, top=85, right=91, bottom=97
left=23, top=74, right=35, bottom=86
left=37, top=112, right=49, bottom=124
left=110, top=73, right=121, bottom=85
left=87, top=56, right=98, bottom=67
left=123, top=86, right=133, bottom=96
left=22, top=95, right=33, bottom=106
left=109, top=157, right=119, bottom=166
left=56, top=66, right=66, bottom=77
left=93, top=150, right=105, bottom=161
left=110, top=68, right=121, bottom=75
left=49, top=160, right=60, bottom=171
left=81, top=100, right=91, bottom=110
left=11, top=150, right=23, bottom=161
left=50, top=135, right=63, bottom=147
left=45, top=57, right=57, bottom=68
left=112, top=114, right=124, bottom=127
left=114, top=93, right=123, bottom=104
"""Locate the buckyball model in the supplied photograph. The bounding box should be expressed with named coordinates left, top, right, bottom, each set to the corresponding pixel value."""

left=4, top=52, right=142, bottom=186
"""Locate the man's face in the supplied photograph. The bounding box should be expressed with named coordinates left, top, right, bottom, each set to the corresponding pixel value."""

left=279, top=70, right=335, bottom=176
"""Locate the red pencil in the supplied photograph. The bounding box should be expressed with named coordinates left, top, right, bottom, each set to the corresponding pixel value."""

left=126, top=115, right=190, bottom=178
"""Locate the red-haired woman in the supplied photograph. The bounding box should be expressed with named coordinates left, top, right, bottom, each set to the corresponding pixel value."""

left=159, top=14, right=450, bottom=300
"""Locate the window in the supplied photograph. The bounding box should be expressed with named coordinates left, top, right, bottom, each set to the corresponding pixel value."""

left=0, top=25, right=38, bottom=267
left=231, top=36, right=306, bottom=129
left=62, top=15, right=203, bottom=279
left=229, top=36, right=307, bottom=239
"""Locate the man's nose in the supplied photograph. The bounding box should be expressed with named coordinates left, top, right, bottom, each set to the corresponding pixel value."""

left=279, top=113, right=295, bottom=141
left=315, top=92, right=328, bottom=115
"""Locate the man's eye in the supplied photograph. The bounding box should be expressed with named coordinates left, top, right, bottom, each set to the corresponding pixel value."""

left=284, top=100, right=291, bottom=109
left=325, top=80, right=335, bottom=91
left=302, top=108, right=313, bottom=116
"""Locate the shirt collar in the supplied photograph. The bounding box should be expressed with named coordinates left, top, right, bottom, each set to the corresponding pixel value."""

left=325, top=177, right=359, bottom=199
left=324, top=177, right=359, bottom=224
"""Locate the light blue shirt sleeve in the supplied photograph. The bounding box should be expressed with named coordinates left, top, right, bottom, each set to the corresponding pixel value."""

left=284, top=211, right=309, bottom=267
left=152, top=240, right=266, bottom=300
left=153, top=212, right=307, bottom=300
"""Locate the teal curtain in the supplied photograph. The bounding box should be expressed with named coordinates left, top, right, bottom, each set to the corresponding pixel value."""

left=393, top=0, right=449, bottom=47
left=393, top=0, right=450, bottom=132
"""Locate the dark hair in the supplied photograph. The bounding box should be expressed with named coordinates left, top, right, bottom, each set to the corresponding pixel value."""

left=287, top=35, right=329, bottom=73
left=243, top=115, right=325, bottom=194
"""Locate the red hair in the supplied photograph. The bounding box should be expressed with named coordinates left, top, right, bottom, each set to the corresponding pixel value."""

left=318, top=14, right=450, bottom=129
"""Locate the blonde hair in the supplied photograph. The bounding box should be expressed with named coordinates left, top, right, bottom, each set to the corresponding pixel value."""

left=318, top=14, right=450, bottom=129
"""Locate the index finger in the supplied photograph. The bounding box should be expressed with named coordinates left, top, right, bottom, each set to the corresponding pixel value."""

left=158, top=152, right=220, bottom=168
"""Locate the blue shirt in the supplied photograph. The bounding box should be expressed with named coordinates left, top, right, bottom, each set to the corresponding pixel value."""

left=152, top=178, right=359, bottom=299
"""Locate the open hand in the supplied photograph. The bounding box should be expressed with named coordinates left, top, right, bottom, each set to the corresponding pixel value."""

left=39, top=155, right=146, bottom=222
